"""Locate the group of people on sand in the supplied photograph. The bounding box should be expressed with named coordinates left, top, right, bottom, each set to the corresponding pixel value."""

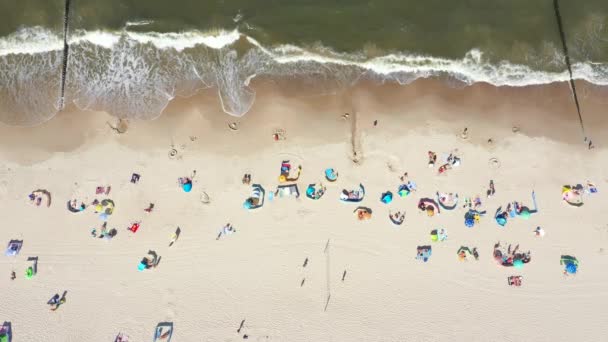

left=493, top=242, right=531, bottom=267
left=428, top=150, right=461, bottom=174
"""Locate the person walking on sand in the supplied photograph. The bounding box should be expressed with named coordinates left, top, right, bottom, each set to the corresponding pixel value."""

left=217, top=223, right=235, bottom=240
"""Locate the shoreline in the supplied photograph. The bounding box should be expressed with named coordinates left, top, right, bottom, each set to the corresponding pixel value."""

left=0, top=77, right=605, bottom=164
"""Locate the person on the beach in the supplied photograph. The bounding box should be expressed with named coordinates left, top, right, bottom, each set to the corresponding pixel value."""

left=438, top=163, right=451, bottom=174
left=217, top=223, right=235, bottom=240
left=473, top=196, right=482, bottom=209
left=10, top=270, right=16, bottom=280
left=486, top=180, right=495, bottom=197
left=428, top=151, right=437, bottom=167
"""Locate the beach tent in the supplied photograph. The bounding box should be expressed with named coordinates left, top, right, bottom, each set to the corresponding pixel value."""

left=437, top=192, right=459, bottom=210
left=389, top=211, right=405, bottom=225
left=0, top=322, right=11, bottom=342
left=243, top=184, right=265, bottom=210
left=4, top=240, right=22, bottom=256
left=380, top=191, right=393, bottom=204
left=114, top=332, right=129, bottom=342
left=276, top=184, right=300, bottom=198
left=354, top=207, right=372, bottom=220
left=340, top=184, right=365, bottom=202
left=416, top=246, right=432, bottom=262
left=562, top=185, right=583, bottom=207
left=325, top=168, right=338, bottom=182
left=397, top=184, right=410, bottom=197
left=30, top=189, right=52, bottom=207
left=306, top=183, right=326, bottom=200
left=67, top=200, right=86, bottom=213
left=154, top=322, right=173, bottom=342
left=418, top=198, right=440, bottom=216
left=560, top=255, right=579, bottom=274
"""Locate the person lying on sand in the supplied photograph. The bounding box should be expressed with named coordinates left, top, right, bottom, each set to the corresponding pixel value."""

left=428, top=151, right=437, bottom=167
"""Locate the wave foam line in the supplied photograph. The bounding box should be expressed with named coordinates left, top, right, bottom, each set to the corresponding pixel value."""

left=246, top=37, right=608, bottom=87
left=0, top=27, right=241, bottom=56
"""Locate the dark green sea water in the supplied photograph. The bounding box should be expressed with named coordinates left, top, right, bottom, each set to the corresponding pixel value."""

left=0, top=0, right=607, bottom=124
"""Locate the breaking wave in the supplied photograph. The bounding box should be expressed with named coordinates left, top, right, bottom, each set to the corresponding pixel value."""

left=0, top=27, right=607, bottom=125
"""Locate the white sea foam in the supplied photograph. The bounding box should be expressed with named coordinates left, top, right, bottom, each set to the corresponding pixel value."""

left=124, top=29, right=240, bottom=50
left=0, top=27, right=63, bottom=56
left=0, top=27, right=241, bottom=55
left=247, top=36, right=608, bottom=86
left=125, top=20, right=154, bottom=27
left=1, top=27, right=607, bottom=125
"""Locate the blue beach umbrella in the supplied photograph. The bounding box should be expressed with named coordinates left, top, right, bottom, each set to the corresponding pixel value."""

left=565, top=263, right=577, bottom=274
left=381, top=191, right=393, bottom=204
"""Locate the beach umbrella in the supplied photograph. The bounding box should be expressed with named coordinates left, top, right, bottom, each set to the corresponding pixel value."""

left=513, top=259, right=524, bottom=269
left=182, top=182, right=192, bottom=192
left=565, top=263, right=577, bottom=274
left=381, top=191, right=393, bottom=204
left=496, top=216, right=507, bottom=226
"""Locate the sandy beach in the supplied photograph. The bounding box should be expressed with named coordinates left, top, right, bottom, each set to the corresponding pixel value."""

left=1, top=79, right=608, bottom=341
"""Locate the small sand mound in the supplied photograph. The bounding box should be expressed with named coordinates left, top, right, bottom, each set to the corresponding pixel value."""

left=107, top=119, right=129, bottom=134
left=200, top=192, right=210, bottom=204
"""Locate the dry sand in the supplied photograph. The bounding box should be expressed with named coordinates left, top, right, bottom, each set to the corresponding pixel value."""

left=1, top=79, right=607, bottom=341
